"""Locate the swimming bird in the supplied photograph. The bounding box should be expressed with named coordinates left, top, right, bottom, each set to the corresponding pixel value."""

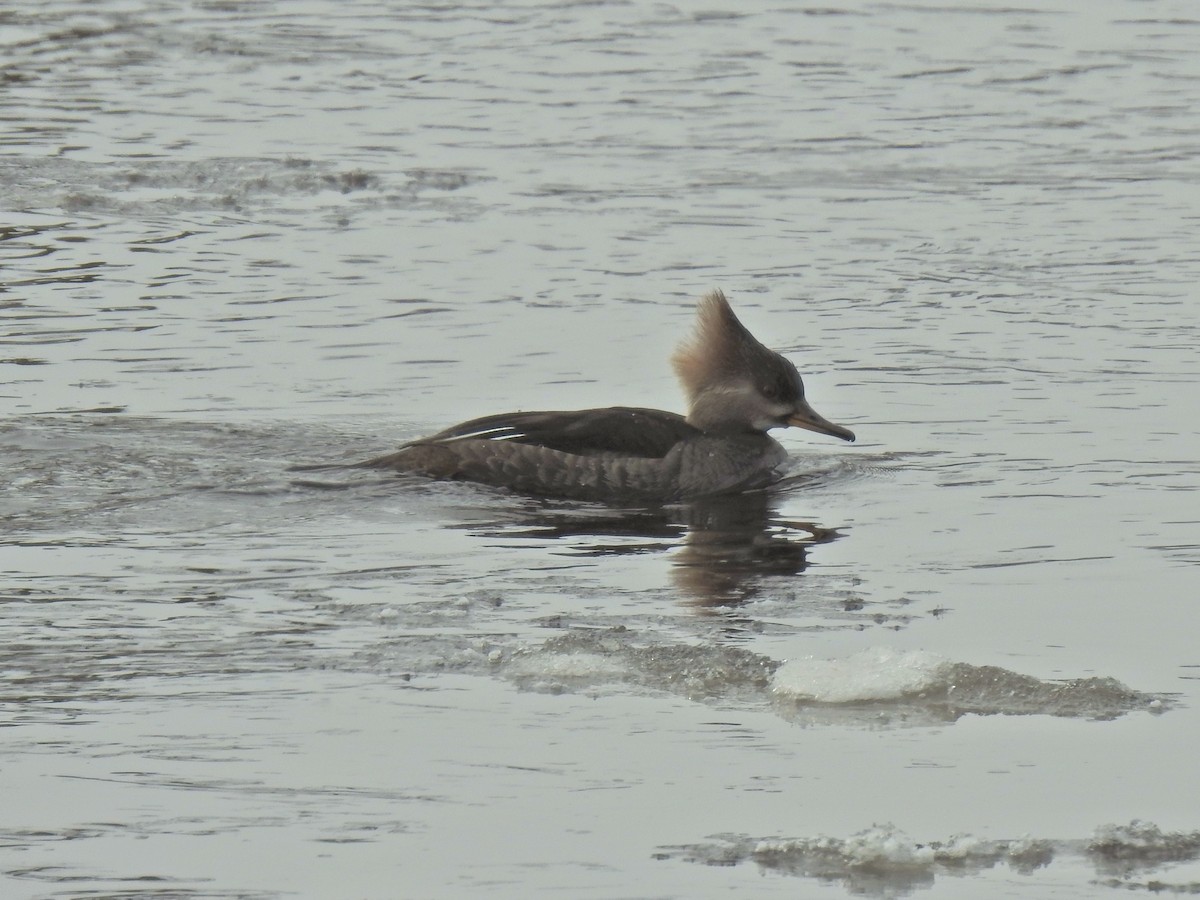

left=364, top=289, right=855, bottom=502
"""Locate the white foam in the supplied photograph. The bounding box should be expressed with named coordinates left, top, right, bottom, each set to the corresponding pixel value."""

left=771, top=647, right=952, bottom=703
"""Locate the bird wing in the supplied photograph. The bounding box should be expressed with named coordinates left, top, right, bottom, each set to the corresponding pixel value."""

left=415, top=407, right=697, bottom=459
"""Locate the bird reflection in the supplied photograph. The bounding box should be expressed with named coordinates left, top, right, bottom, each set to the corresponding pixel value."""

left=457, top=489, right=843, bottom=607
left=672, top=492, right=840, bottom=606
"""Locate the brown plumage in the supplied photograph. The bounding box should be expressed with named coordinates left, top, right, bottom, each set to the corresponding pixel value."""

left=362, top=289, right=855, bottom=503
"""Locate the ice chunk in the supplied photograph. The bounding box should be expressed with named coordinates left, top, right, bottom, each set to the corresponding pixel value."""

left=772, top=647, right=952, bottom=703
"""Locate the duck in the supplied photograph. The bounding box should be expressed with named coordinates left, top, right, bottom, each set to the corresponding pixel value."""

left=362, top=289, right=855, bottom=503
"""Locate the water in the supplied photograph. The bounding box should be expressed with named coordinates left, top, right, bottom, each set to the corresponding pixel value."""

left=2, top=1, right=1199, bottom=897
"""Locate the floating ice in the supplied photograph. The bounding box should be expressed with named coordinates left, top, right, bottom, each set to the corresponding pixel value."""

left=772, top=647, right=951, bottom=703
left=756, top=823, right=937, bottom=870
left=1089, top=819, right=1200, bottom=863
left=366, top=621, right=1164, bottom=722
left=660, top=820, right=1200, bottom=892
left=505, top=650, right=627, bottom=688
left=501, top=628, right=775, bottom=698
left=770, top=646, right=1164, bottom=721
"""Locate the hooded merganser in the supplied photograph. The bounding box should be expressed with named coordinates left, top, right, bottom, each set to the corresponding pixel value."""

left=364, top=289, right=855, bottom=502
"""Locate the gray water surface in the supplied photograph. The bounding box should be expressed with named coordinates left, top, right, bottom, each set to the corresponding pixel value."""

left=3, top=1, right=1199, bottom=898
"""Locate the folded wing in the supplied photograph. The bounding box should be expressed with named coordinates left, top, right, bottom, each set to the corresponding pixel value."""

left=414, top=406, right=697, bottom=459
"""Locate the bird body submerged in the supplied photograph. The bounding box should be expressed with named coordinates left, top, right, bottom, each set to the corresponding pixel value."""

left=364, top=290, right=855, bottom=503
